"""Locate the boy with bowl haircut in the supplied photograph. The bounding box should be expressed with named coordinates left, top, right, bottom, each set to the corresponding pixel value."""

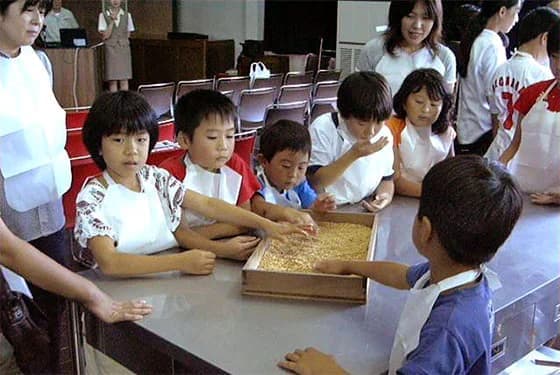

left=257, top=120, right=335, bottom=211
left=307, top=72, right=395, bottom=212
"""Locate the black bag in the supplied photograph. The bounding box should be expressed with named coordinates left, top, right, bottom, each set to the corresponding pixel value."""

left=0, top=270, right=50, bottom=374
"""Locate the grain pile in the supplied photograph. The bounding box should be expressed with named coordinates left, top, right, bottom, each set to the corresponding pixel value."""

left=259, top=221, right=370, bottom=273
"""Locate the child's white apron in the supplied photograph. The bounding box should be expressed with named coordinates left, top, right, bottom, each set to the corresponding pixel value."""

left=257, top=171, right=301, bottom=209
left=399, top=121, right=449, bottom=183
left=0, top=46, right=70, bottom=212
left=388, top=268, right=482, bottom=374
left=509, top=80, right=560, bottom=193
left=102, top=171, right=178, bottom=254
left=182, top=156, right=241, bottom=227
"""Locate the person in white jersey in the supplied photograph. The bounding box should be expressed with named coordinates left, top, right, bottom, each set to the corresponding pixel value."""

left=456, top=0, right=523, bottom=156
left=485, top=6, right=559, bottom=161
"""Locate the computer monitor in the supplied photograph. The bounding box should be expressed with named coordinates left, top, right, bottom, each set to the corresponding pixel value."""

left=60, top=28, right=88, bottom=48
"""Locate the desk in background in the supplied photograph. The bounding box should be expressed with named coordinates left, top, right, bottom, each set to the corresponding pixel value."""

left=76, top=197, right=560, bottom=374
left=46, top=47, right=103, bottom=108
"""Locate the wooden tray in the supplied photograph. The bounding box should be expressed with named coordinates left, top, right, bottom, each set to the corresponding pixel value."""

left=242, top=211, right=378, bottom=304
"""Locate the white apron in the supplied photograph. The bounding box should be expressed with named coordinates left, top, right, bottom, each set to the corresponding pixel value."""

left=102, top=171, right=178, bottom=254
left=327, top=122, right=391, bottom=205
left=399, top=121, right=450, bottom=183
left=509, top=81, right=560, bottom=193
left=388, top=268, right=482, bottom=374
left=182, top=156, right=242, bottom=227
left=0, top=46, right=70, bottom=212
left=257, top=170, right=301, bottom=209
left=376, top=48, right=446, bottom=96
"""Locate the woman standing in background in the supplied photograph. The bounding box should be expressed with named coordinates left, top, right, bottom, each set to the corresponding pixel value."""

left=356, top=0, right=456, bottom=95
left=98, top=0, right=134, bottom=92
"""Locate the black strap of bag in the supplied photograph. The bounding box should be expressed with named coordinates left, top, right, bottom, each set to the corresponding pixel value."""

left=0, top=269, right=50, bottom=374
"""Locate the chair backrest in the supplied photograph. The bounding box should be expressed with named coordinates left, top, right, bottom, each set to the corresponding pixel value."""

left=65, top=106, right=90, bottom=129
left=284, top=71, right=314, bottom=86
left=175, top=78, right=214, bottom=103
left=238, top=87, right=277, bottom=129
left=252, top=73, right=284, bottom=93
left=314, top=69, right=341, bottom=83
left=264, top=100, right=308, bottom=128
left=158, top=121, right=176, bottom=142
left=137, top=82, right=176, bottom=121
left=310, top=98, right=337, bottom=124
left=277, top=83, right=313, bottom=105
left=234, top=129, right=258, bottom=168
left=215, top=76, right=250, bottom=106
left=304, top=53, right=319, bottom=73
left=65, top=128, right=89, bottom=159
left=313, top=81, right=341, bottom=100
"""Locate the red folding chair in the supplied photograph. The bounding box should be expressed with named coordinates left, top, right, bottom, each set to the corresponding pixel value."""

left=65, top=106, right=90, bottom=129
left=63, top=156, right=101, bottom=229
left=66, top=128, right=89, bottom=159
left=234, top=129, right=257, bottom=169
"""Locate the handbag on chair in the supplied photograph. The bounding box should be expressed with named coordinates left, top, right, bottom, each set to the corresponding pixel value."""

left=249, top=61, right=271, bottom=87
left=0, top=269, right=50, bottom=374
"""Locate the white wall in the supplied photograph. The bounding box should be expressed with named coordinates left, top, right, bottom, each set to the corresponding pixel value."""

left=175, top=0, right=265, bottom=69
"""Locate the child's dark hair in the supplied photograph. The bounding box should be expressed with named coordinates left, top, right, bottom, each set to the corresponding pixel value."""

left=337, top=72, right=392, bottom=122
left=384, top=0, right=443, bottom=57
left=418, top=155, right=523, bottom=266
left=518, top=7, right=560, bottom=46
left=259, top=120, right=311, bottom=162
left=459, top=0, right=522, bottom=78
left=548, top=19, right=560, bottom=56
left=174, top=89, right=236, bottom=140
left=82, top=91, right=159, bottom=170
left=0, top=0, right=52, bottom=14
left=393, top=68, right=452, bottom=135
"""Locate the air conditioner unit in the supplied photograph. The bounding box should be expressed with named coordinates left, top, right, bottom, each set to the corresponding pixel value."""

left=336, top=1, right=390, bottom=77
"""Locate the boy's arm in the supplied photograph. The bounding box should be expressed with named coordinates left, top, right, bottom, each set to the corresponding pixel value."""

left=88, top=236, right=215, bottom=277
left=0, top=219, right=152, bottom=322
left=309, top=137, right=389, bottom=191
left=308, top=148, right=360, bottom=191
left=395, top=175, right=421, bottom=198
left=191, top=224, right=248, bottom=239
left=184, top=189, right=311, bottom=239
left=315, top=260, right=410, bottom=290
left=173, top=225, right=259, bottom=261
left=362, top=179, right=394, bottom=212
left=392, top=144, right=421, bottom=198
left=189, top=201, right=252, bottom=239
left=498, top=113, right=524, bottom=165
left=251, top=194, right=317, bottom=227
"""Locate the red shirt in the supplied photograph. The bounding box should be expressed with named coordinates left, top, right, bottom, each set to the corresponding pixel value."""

left=159, top=152, right=261, bottom=206
left=515, top=79, right=560, bottom=115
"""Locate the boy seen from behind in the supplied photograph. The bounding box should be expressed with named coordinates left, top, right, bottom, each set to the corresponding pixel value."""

left=280, top=155, right=523, bottom=375
left=257, top=120, right=335, bottom=212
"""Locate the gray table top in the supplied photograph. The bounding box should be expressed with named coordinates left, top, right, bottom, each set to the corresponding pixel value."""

left=81, top=196, right=560, bottom=374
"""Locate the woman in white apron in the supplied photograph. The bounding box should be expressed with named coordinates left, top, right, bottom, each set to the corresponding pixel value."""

left=356, top=0, right=456, bottom=95
left=279, top=156, right=523, bottom=375
left=0, top=0, right=74, bottom=372
left=388, top=69, right=455, bottom=198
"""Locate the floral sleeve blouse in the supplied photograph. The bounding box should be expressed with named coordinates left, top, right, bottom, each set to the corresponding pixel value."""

left=73, top=165, right=185, bottom=268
